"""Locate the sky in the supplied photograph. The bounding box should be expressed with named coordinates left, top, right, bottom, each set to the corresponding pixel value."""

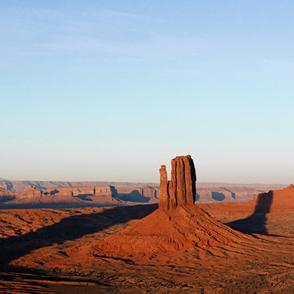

left=0, top=0, right=294, bottom=184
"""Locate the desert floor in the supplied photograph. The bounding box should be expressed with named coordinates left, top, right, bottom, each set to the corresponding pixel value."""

left=0, top=200, right=293, bottom=293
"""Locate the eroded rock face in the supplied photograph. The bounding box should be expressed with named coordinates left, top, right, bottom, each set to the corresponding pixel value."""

left=159, top=155, right=197, bottom=209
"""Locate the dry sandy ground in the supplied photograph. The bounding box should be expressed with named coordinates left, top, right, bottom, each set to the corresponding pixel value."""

left=0, top=188, right=293, bottom=293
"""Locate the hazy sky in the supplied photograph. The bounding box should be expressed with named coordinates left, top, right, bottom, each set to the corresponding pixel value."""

left=1, top=1, right=294, bottom=184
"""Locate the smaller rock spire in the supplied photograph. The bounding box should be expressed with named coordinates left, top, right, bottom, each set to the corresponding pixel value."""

left=159, top=165, right=169, bottom=209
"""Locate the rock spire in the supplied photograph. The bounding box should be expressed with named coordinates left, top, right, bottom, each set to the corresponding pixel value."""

left=159, top=155, right=197, bottom=209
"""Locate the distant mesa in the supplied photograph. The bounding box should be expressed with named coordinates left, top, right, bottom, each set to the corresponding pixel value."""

left=0, top=187, right=16, bottom=203
left=0, top=179, right=159, bottom=207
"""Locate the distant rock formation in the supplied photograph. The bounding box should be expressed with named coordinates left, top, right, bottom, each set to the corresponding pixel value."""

left=20, top=187, right=43, bottom=199
left=0, top=187, right=16, bottom=203
left=0, top=179, right=158, bottom=204
left=94, top=185, right=114, bottom=197
left=159, top=155, right=196, bottom=209
left=113, top=185, right=158, bottom=203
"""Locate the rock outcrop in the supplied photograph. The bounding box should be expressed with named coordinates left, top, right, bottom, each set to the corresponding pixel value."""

left=0, top=187, right=16, bottom=203
left=256, top=185, right=294, bottom=212
left=91, top=155, right=284, bottom=268
left=159, top=155, right=196, bottom=209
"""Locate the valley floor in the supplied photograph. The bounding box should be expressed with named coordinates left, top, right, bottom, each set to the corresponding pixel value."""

left=0, top=202, right=293, bottom=293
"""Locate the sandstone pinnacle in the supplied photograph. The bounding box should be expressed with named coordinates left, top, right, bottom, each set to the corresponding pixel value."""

left=159, top=155, right=197, bottom=209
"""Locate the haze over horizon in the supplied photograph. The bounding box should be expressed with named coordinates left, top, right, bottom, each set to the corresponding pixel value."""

left=1, top=1, right=294, bottom=184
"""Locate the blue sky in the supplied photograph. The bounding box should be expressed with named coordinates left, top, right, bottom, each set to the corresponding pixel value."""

left=0, top=1, right=294, bottom=183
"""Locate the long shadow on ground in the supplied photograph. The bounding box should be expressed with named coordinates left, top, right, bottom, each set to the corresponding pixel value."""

left=0, top=204, right=157, bottom=270
left=226, top=192, right=274, bottom=235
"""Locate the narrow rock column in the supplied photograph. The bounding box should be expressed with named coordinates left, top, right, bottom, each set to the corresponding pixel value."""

left=159, top=165, right=169, bottom=209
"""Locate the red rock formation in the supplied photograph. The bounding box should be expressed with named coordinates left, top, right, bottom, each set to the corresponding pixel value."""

left=93, top=185, right=113, bottom=197
left=20, top=187, right=43, bottom=199
left=142, top=186, right=158, bottom=200
left=159, top=155, right=196, bottom=209
left=256, top=185, right=294, bottom=212
left=159, top=165, right=169, bottom=209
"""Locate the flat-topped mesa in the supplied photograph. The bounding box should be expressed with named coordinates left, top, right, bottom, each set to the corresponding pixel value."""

left=159, top=155, right=197, bottom=209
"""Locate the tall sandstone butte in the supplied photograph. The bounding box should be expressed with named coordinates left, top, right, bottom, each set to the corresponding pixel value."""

left=159, top=155, right=197, bottom=209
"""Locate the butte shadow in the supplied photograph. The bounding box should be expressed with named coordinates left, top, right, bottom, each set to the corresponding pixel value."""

left=226, top=191, right=274, bottom=235
left=0, top=204, right=157, bottom=271
left=226, top=186, right=294, bottom=236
